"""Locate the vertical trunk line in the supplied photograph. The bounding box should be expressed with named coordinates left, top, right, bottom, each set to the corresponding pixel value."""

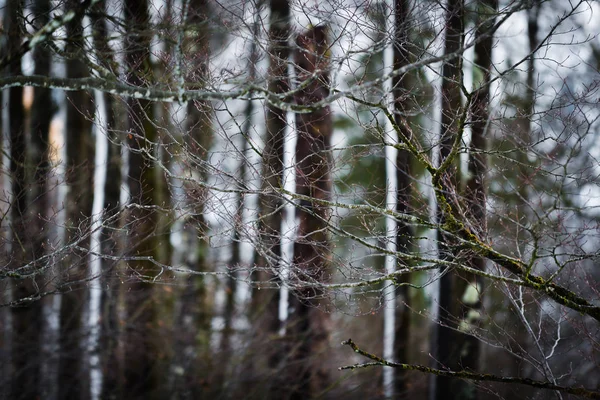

left=392, top=0, right=414, bottom=396
left=6, top=2, right=44, bottom=399
left=122, top=0, right=165, bottom=397
left=432, top=0, right=464, bottom=399
left=172, top=2, right=213, bottom=396
left=89, top=1, right=123, bottom=397
left=58, top=1, right=95, bottom=397
left=251, top=1, right=290, bottom=392
left=288, top=25, right=333, bottom=399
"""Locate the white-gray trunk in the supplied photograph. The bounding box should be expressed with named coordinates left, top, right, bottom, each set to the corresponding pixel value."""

left=87, top=88, right=109, bottom=400
left=382, top=3, right=397, bottom=395
left=278, top=107, right=296, bottom=334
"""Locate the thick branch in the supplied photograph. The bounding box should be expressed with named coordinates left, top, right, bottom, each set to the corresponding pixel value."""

left=340, top=339, right=600, bottom=399
left=0, top=75, right=248, bottom=102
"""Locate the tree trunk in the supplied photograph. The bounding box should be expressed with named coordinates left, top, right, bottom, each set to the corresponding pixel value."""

left=29, top=0, right=56, bottom=397
left=220, top=0, right=262, bottom=372
left=392, top=0, right=414, bottom=396
left=515, top=2, right=539, bottom=224
left=451, top=1, right=496, bottom=399
left=431, top=0, right=464, bottom=399
left=251, top=0, right=290, bottom=387
left=89, top=2, right=123, bottom=397
left=171, top=2, right=214, bottom=397
left=287, top=25, right=333, bottom=399
left=6, top=2, right=44, bottom=399
left=122, top=0, right=166, bottom=397
left=57, top=1, right=95, bottom=398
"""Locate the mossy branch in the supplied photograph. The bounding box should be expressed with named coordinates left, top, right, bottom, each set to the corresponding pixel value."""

left=340, top=339, right=600, bottom=399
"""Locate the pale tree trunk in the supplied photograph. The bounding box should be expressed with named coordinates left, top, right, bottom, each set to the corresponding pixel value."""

left=89, top=2, right=123, bottom=398
left=287, top=25, right=332, bottom=399
left=220, top=0, right=262, bottom=368
left=382, top=0, right=414, bottom=396
left=6, top=1, right=44, bottom=399
left=382, top=1, right=397, bottom=394
left=171, top=1, right=213, bottom=397
left=431, top=0, right=464, bottom=399
left=97, top=101, right=122, bottom=400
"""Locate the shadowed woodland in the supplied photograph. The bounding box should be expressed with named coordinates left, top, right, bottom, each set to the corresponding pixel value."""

left=1, top=0, right=600, bottom=399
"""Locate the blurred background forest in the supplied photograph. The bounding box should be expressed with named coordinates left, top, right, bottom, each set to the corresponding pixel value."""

left=1, top=0, right=599, bottom=399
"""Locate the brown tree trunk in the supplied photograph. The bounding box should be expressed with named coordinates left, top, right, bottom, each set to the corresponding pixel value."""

left=251, top=0, right=290, bottom=386
left=287, top=25, right=333, bottom=399
left=431, top=0, right=464, bottom=399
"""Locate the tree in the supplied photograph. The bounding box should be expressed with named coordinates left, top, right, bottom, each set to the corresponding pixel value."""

left=6, top=1, right=43, bottom=399
left=286, top=25, right=333, bottom=399
left=252, top=0, right=290, bottom=364
left=391, top=0, right=415, bottom=396
left=88, top=1, right=124, bottom=397
left=121, top=0, right=167, bottom=397
left=58, top=1, right=95, bottom=397
left=1, top=1, right=599, bottom=399
left=430, top=0, right=466, bottom=398
left=454, top=0, right=496, bottom=396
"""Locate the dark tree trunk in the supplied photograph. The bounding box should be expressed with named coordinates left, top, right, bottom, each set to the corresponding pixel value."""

left=451, top=1, right=497, bottom=399
left=287, top=25, right=333, bottom=400
left=6, top=2, right=44, bottom=399
left=122, top=0, right=166, bottom=398
left=525, top=4, right=539, bottom=150
left=29, top=0, right=56, bottom=397
left=392, top=0, right=414, bottom=396
left=57, top=0, right=95, bottom=398
left=251, top=0, right=290, bottom=386
left=431, top=0, right=464, bottom=399
left=515, top=2, right=539, bottom=212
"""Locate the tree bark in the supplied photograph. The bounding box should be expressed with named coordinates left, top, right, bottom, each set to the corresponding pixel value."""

left=287, top=25, right=333, bottom=399
left=89, top=1, right=124, bottom=397
left=29, top=0, right=56, bottom=397
left=451, top=1, right=497, bottom=399
left=57, top=0, right=95, bottom=397
left=392, top=0, right=414, bottom=396
left=122, top=0, right=166, bottom=397
left=171, top=1, right=214, bottom=397
left=251, top=0, right=290, bottom=383
left=431, top=0, right=464, bottom=399
left=220, top=0, right=262, bottom=369
left=6, top=2, right=44, bottom=399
